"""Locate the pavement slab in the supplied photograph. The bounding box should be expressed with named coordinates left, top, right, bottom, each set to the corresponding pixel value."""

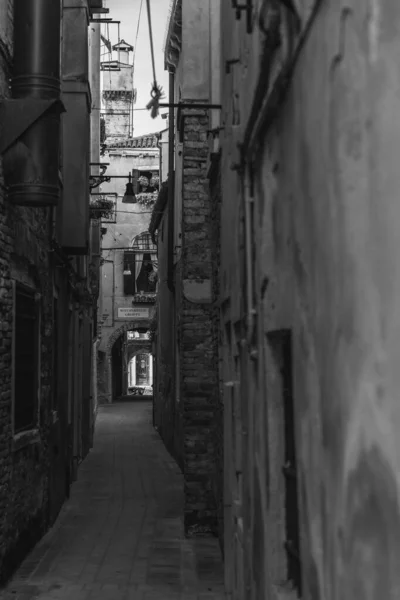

left=0, top=401, right=225, bottom=600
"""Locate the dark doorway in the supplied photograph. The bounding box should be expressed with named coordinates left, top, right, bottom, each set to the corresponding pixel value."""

left=111, top=336, right=123, bottom=401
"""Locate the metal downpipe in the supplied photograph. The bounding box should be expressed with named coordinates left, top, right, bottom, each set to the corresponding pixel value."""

left=167, top=70, right=175, bottom=293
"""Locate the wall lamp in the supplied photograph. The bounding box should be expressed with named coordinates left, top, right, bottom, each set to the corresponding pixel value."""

left=89, top=172, right=137, bottom=203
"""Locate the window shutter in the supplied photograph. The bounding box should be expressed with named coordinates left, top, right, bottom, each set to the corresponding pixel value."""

left=132, top=169, right=140, bottom=194
left=123, top=251, right=135, bottom=295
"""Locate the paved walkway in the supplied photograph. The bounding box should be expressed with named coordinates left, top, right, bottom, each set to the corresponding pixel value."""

left=0, top=401, right=224, bottom=600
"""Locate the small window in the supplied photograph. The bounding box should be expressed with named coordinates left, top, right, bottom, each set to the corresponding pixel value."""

left=137, top=171, right=160, bottom=194
left=14, top=283, right=40, bottom=433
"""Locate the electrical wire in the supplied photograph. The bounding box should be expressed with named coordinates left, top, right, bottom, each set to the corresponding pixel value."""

left=145, top=0, right=163, bottom=118
left=132, top=0, right=144, bottom=68
left=146, top=0, right=157, bottom=89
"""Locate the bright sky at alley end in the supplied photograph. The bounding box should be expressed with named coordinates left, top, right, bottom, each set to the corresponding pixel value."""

left=102, top=0, right=170, bottom=137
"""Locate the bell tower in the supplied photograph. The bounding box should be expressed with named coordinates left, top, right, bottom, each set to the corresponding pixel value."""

left=101, top=39, right=136, bottom=141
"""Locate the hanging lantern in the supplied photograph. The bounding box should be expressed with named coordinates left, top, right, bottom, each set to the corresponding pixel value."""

left=122, top=173, right=137, bottom=204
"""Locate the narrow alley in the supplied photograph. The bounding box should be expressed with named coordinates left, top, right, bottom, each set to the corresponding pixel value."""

left=4, top=0, right=400, bottom=597
left=0, top=401, right=224, bottom=600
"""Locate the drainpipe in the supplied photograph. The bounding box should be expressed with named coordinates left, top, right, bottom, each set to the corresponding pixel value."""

left=167, top=71, right=175, bottom=293
left=0, top=0, right=64, bottom=206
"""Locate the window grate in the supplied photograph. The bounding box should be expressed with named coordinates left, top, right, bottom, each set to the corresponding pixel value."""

left=132, top=231, right=157, bottom=252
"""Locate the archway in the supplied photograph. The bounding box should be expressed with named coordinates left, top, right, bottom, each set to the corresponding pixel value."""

left=98, top=320, right=151, bottom=404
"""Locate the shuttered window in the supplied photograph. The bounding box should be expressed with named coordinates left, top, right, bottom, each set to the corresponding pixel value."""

left=14, top=284, right=39, bottom=433
left=123, top=251, right=135, bottom=295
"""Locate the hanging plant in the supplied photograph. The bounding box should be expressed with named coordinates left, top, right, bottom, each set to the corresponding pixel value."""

left=150, top=175, right=160, bottom=189
left=138, top=175, right=150, bottom=188
left=89, top=197, right=115, bottom=220
left=136, top=192, right=158, bottom=207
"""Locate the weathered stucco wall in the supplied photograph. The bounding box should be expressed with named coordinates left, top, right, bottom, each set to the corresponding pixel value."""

left=220, top=1, right=400, bottom=599
left=97, top=147, right=159, bottom=403
left=99, top=151, right=159, bottom=329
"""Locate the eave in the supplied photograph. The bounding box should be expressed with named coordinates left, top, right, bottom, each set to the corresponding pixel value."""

left=164, top=0, right=182, bottom=73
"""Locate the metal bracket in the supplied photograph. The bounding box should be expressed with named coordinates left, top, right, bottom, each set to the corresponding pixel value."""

left=226, top=59, right=240, bottom=74
left=0, top=98, right=65, bottom=155
left=89, top=163, right=110, bottom=190
left=231, top=0, right=253, bottom=33
left=158, top=102, right=222, bottom=110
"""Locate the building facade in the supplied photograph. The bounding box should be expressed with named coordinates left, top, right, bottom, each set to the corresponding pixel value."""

left=0, top=0, right=102, bottom=583
left=151, top=0, right=223, bottom=540
left=219, top=1, right=400, bottom=599
left=96, top=42, right=159, bottom=404
left=153, top=1, right=400, bottom=599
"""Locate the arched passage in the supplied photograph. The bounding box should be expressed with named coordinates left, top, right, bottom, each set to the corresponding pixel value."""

left=98, top=320, right=151, bottom=404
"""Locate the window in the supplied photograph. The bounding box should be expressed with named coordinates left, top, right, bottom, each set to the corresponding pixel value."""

left=14, top=283, right=40, bottom=433
left=136, top=171, right=159, bottom=194
left=123, top=232, right=157, bottom=295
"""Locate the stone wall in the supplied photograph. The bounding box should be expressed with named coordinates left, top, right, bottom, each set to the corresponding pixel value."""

left=102, top=90, right=133, bottom=140
left=180, top=111, right=219, bottom=537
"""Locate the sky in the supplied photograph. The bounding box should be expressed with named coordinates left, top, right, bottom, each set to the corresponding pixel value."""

left=102, top=0, right=171, bottom=136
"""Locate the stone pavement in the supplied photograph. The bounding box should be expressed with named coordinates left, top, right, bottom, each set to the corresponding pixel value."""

left=0, top=401, right=225, bottom=600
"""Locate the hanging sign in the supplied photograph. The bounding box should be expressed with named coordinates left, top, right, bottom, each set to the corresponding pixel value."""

left=117, top=307, right=150, bottom=319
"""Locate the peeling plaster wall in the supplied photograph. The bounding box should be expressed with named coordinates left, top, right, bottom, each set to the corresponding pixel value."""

left=221, top=0, right=400, bottom=598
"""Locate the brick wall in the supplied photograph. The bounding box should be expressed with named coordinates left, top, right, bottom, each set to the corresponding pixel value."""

left=180, top=111, right=219, bottom=537
left=0, top=0, right=94, bottom=581
left=208, top=152, right=223, bottom=549
left=0, top=206, right=54, bottom=582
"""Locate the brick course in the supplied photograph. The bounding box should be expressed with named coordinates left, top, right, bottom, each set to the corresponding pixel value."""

left=209, top=152, right=223, bottom=551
